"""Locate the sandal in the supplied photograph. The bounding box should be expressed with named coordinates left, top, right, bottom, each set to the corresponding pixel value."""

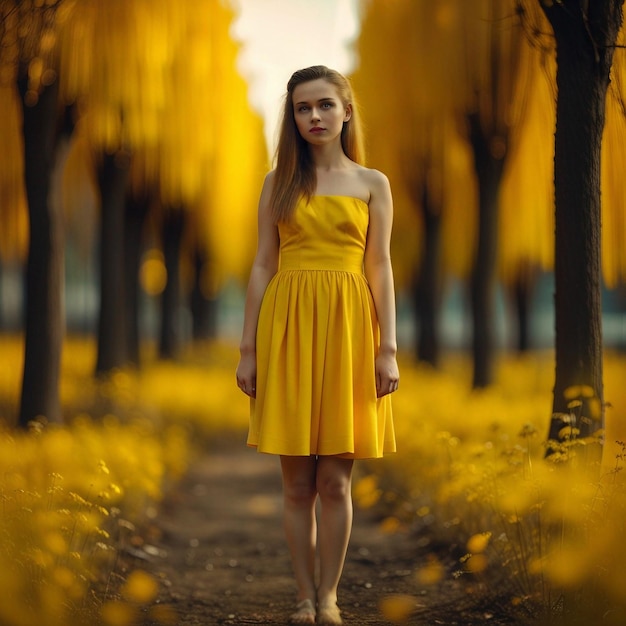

left=288, top=598, right=316, bottom=624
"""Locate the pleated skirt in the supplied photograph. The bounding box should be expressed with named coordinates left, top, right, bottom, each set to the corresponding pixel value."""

left=247, top=268, right=396, bottom=459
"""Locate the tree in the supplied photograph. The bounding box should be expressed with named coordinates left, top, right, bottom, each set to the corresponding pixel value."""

left=0, top=0, right=72, bottom=427
left=354, top=0, right=549, bottom=380
left=59, top=0, right=265, bottom=372
left=158, top=207, right=186, bottom=359
left=353, top=0, right=473, bottom=368
left=124, top=187, right=153, bottom=365
left=95, top=149, right=131, bottom=373
left=526, top=0, right=624, bottom=450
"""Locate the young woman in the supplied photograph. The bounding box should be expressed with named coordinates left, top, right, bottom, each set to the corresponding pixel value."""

left=236, top=65, right=398, bottom=625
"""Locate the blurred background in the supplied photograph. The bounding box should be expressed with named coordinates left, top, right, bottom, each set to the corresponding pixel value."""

left=2, top=3, right=626, bottom=624
left=0, top=0, right=625, bottom=426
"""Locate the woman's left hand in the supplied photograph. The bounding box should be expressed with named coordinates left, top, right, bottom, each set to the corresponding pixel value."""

left=375, top=352, right=399, bottom=397
left=236, top=352, right=257, bottom=398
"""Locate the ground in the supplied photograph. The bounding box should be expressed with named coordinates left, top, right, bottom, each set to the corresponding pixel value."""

left=123, top=438, right=522, bottom=625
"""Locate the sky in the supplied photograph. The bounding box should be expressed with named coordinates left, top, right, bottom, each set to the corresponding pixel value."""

left=229, top=0, right=362, bottom=153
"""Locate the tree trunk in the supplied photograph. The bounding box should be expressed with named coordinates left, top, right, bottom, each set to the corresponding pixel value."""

left=124, top=192, right=150, bottom=366
left=542, top=1, right=623, bottom=447
left=190, top=247, right=218, bottom=341
left=96, top=150, right=131, bottom=374
left=414, top=181, right=442, bottom=366
left=512, top=278, right=531, bottom=353
left=159, top=209, right=186, bottom=359
left=468, top=112, right=505, bottom=388
left=508, top=261, right=537, bottom=353
left=17, top=77, right=69, bottom=428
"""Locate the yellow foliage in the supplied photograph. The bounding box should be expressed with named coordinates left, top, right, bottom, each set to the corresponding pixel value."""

left=563, top=385, right=596, bottom=400
left=379, top=516, right=402, bottom=534
left=415, top=555, right=445, bottom=586
left=1, top=336, right=626, bottom=622
left=466, top=532, right=491, bottom=554
left=379, top=594, right=422, bottom=623
left=0, top=335, right=194, bottom=624
left=121, top=569, right=160, bottom=605
left=101, top=600, right=138, bottom=626
left=542, top=543, right=589, bottom=588
left=0, top=84, right=28, bottom=262
left=367, top=350, right=626, bottom=617
left=602, top=30, right=626, bottom=288
left=465, top=553, right=488, bottom=574
left=140, top=249, right=168, bottom=296
left=353, top=474, right=382, bottom=509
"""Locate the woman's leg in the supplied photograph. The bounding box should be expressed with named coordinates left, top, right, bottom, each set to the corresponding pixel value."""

left=280, top=455, right=318, bottom=613
left=315, top=456, right=354, bottom=615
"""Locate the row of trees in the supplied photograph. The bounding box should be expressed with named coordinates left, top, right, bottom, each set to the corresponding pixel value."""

left=1, top=0, right=624, bottom=458
left=0, top=0, right=267, bottom=427
left=353, top=0, right=625, bottom=450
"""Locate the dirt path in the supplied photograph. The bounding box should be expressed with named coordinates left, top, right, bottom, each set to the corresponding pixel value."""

left=131, top=441, right=517, bottom=625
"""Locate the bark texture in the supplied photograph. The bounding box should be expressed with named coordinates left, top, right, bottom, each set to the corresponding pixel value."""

left=542, top=0, right=623, bottom=444
left=17, top=77, right=70, bottom=427
left=468, top=112, right=506, bottom=388
left=159, top=209, right=186, bottom=359
left=414, top=178, right=442, bottom=367
left=96, top=151, right=131, bottom=374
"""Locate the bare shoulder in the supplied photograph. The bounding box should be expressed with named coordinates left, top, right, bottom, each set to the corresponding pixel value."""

left=356, top=166, right=392, bottom=208
left=261, top=169, right=276, bottom=195
left=358, top=166, right=389, bottom=189
left=257, top=170, right=276, bottom=211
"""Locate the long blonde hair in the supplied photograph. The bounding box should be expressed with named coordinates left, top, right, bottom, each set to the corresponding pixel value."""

left=270, top=65, right=365, bottom=223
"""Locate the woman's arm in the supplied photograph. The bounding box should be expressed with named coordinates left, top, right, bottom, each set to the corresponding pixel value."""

left=363, top=170, right=399, bottom=397
left=236, top=173, right=280, bottom=398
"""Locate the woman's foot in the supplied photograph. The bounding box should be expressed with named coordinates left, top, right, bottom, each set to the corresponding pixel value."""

left=288, top=598, right=316, bottom=624
left=317, top=601, right=342, bottom=625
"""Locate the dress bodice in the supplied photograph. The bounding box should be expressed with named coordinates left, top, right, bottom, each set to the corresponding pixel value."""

left=278, top=195, right=369, bottom=273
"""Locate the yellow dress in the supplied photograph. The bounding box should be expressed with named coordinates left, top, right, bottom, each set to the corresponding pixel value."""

left=247, top=195, right=396, bottom=459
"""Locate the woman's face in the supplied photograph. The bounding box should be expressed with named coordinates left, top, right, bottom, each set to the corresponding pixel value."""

left=292, top=78, right=351, bottom=146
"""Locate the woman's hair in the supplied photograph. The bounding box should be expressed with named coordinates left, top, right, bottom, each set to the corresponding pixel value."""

left=270, top=65, right=365, bottom=223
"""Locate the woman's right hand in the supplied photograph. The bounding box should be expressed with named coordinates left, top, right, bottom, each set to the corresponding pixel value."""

left=236, top=352, right=257, bottom=398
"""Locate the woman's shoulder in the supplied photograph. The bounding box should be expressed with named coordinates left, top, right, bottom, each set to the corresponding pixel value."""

left=258, top=169, right=277, bottom=200
left=354, top=166, right=391, bottom=200
left=263, top=169, right=277, bottom=188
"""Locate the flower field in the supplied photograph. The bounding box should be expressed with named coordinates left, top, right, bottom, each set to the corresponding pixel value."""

left=1, top=334, right=625, bottom=624
left=364, top=352, right=626, bottom=624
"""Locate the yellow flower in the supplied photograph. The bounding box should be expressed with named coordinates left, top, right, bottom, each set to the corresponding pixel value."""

left=415, top=555, right=444, bottom=586
left=44, top=531, right=68, bottom=556
left=563, top=385, right=595, bottom=400
left=101, top=600, right=138, bottom=626
left=353, top=475, right=381, bottom=508
left=121, top=569, right=159, bottom=605
left=379, top=516, right=401, bottom=534
left=465, top=553, right=488, bottom=574
left=467, top=532, right=491, bottom=554
left=379, top=594, right=422, bottom=623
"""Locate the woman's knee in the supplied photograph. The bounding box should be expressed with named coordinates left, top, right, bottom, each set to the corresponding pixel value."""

left=281, top=457, right=317, bottom=506
left=318, top=474, right=351, bottom=501
left=316, top=459, right=353, bottom=503
left=283, top=476, right=317, bottom=506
